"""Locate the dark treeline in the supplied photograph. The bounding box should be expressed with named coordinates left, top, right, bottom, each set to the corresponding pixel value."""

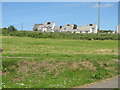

left=2, top=29, right=119, bottom=40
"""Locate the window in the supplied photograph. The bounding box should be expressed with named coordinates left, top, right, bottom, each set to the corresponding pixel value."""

left=67, top=24, right=70, bottom=26
left=47, top=22, right=51, bottom=24
left=64, top=28, right=66, bottom=30
left=89, top=24, right=93, bottom=26
left=60, top=26, right=62, bottom=29
left=73, top=24, right=77, bottom=29
left=80, top=31, right=82, bottom=33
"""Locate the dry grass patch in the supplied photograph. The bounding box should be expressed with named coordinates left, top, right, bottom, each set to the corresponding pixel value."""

left=36, top=45, right=45, bottom=47
left=68, top=61, right=96, bottom=71
left=95, top=49, right=112, bottom=52
left=18, top=60, right=97, bottom=76
left=2, top=71, right=8, bottom=76
left=95, top=49, right=118, bottom=55
left=18, top=60, right=67, bottom=76
left=79, top=61, right=97, bottom=71
left=1, top=36, right=13, bottom=38
left=12, top=76, right=23, bottom=82
left=97, top=60, right=117, bottom=70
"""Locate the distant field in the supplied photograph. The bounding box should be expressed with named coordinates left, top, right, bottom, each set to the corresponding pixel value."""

left=2, top=36, right=118, bottom=88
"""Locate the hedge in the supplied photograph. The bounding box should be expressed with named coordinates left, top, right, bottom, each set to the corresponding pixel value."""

left=2, top=29, right=119, bottom=40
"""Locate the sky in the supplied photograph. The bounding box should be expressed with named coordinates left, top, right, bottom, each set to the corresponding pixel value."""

left=2, top=2, right=118, bottom=31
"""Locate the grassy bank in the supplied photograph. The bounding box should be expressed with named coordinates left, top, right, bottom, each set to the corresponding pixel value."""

left=2, top=36, right=118, bottom=88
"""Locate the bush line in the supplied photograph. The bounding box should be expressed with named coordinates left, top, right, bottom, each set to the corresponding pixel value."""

left=2, top=29, right=119, bottom=40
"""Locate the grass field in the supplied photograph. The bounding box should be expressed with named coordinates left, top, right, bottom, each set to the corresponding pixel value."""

left=2, top=36, right=118, bottom=88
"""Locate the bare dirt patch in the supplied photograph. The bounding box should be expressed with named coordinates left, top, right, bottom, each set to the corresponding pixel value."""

left=18, top=60, right=67, bottom=76
left=71, top=62, right=79, bottom=69
left=105, top=67, right=114, bottom=70
left=68, top=61, right=96, bottom=71
left=98, top=61, right=105, bottom=67
left=79, top=61, right=97, bottom=71
left=18, top=60, right=29, bottom=75
left=36, top=45, right=45, bottom=47
left=12, top=76, right=23, bottom=82
left=95, top=49, right=112, bottom=52
left=97, top=60, right=116, bottom=70
left=2, top=72, right=8, bottom=76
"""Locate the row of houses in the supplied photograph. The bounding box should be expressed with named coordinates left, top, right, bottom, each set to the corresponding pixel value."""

left=33, top=22, right=98, bottom=33
left=33, top=22, right=120, bottom=33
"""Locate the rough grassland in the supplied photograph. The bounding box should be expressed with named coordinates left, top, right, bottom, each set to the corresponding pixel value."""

left=2, top=36, right=118, bottom=88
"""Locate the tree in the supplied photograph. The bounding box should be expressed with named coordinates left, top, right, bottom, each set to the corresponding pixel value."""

left=8, top=25, right=17, bottom=31
left=34, top=29, right=38, bottom=32
left=2, top=27, right=7, bottom=30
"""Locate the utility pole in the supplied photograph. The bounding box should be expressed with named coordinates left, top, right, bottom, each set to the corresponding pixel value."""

left=21, top=23, right=23, bottom=31
left=98, top=2, right=100, bottom=33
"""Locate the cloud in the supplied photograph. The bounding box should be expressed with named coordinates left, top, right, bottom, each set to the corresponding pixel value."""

left=93, top=3, right=113, bottom=8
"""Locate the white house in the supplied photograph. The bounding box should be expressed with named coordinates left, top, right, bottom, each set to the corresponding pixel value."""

left=33, top=22, right=55, bottom=32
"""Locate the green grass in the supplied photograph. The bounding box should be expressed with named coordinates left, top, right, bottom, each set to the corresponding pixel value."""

left=2, top=36, right=119, bottom=88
